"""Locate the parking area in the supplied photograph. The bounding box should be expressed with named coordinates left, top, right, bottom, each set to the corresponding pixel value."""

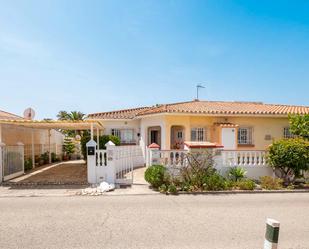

left=8, top=160, right=87, bottom=185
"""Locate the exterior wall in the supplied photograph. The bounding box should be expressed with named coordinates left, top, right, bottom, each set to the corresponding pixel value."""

left=99, top=119, right=141, bottom=144
left=140, top=115, right=166, bottom=156
left=163, top=115, right=290, bottom=150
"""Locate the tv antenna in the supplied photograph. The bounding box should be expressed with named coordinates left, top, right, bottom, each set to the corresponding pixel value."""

left=196, top=84, right=205, bottom=100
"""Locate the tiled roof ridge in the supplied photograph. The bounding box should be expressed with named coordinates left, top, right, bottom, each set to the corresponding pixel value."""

left=88, top=106, right=151, bottom=117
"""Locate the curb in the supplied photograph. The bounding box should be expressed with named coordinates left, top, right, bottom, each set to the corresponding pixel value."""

left=175, top=189, right=309, bottom=195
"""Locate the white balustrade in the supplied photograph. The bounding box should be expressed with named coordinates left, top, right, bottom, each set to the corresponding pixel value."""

left=222, top=150, right=267, bottom=167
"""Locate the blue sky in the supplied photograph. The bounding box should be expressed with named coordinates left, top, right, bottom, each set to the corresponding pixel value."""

left=0, top=0, right=308, bottom=119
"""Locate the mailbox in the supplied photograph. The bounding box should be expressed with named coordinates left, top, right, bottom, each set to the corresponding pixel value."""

left=87, top=146, right=95, bottom=156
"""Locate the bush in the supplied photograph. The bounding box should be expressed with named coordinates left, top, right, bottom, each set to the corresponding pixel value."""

left=267, top=138, right=309, bottom=185
left=51, top=152, right=60, bottom=163
left=167, top=184, right=178, bottom=194
left=228, top=167, right=247, bottom=182
left=40, top=152, right=49, bottom=164
left=24, top=158, right=33, bottom=171
left=260, top=176, right=283, bottom=190
left=203, top=173, right=228, bottom=191
left=144, top=165, right=168, bottom=188
left=234, top=179, right=256, bottom=190
left=81, top=134, right=120, bottom=159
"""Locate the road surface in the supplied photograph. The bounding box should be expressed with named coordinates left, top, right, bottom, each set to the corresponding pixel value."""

left=0, top=193, right=308, bottom=249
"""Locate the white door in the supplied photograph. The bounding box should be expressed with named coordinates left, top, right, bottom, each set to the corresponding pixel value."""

left=221, top=128, right=236, bottom=150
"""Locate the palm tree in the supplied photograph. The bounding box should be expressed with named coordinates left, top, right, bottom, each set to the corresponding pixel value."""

left=57, top=111, right=85, bottom=121
left=57, top=111, right=86, bottom=136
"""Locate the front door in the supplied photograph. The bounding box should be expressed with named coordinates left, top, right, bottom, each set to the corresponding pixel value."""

left=171, top=127, right=185, bottom=149
left=150, top=130, right=159, bottom=144
left=221, top=128, right=237, bottom=150
left=148, top=126, right=161, bottom=147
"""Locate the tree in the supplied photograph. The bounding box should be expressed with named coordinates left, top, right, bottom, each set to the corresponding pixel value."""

left=289, top=114, right=309, bottom=139
left=63, top=137, right=75, bottom=160
left=57, top=110, right=86, bottom=136
left=267, top=138, right=309, bottom=185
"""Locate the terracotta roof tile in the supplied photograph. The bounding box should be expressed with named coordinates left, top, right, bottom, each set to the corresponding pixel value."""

left=87, top=100, right=309, bottom=119
left=87, top=107, right=152, bottom=119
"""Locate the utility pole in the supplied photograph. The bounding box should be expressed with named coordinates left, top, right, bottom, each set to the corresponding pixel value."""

left=196, top=84, right=205, bottom=100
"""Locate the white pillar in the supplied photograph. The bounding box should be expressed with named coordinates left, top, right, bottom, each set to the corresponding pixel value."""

left=31, top=129, right=35, bottom=168
left=90, top=123, right=94, bottom=140
left=17, top=142, right=25, bottom=172
left=86, top=139, right=97, bottom=184
left=105, top=141, right=116, bottom=184
left=96, top=127, right=99, bottom=150
left=264, top=218, right=280, bottom=249
left=48, top=129, right=51, bottom=164
left=147, top=143, right=160, bottom=166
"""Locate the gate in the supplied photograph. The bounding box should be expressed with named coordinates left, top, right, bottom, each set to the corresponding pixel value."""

left=2, top=145, right=24, bottom=181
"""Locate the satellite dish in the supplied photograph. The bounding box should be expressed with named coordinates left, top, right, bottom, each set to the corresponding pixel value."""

left=23, top=108, right=35, bottom=120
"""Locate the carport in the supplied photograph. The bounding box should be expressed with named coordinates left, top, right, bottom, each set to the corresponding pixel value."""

left=0, top=119, right=103, bottom=182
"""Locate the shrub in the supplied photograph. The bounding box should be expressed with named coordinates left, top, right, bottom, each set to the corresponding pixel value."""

left=203, top=173, right=227, bottom=191
left=234, top=179, right=256, bottom=190
left=81, top=134, right=120, bottom=159
left=144, top=165, right=168, bottom=188
left=51, top=152, right=60, bottom=163
left=180, top=151, right=216, bottom=190
left=260, top=176, right=283, bottom=190
left=24, top=158, right=33, bottom=171
left=228, top=167, right=247, bottom=182
left=167, top=184, right=178, bottom=194
left=158, top=184, right=168, bottom=193
left=267, top=138, right=309, bottom=185
left=40, top=152, right=49, bottom=164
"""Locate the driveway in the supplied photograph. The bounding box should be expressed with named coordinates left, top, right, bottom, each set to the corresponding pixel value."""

left=8, top=160, right=87, bottom=185
left=0, top=193, right=308, bottom=249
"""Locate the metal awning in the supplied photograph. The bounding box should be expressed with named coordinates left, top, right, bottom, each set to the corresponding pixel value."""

left=0, top=119, right=103, bottom=130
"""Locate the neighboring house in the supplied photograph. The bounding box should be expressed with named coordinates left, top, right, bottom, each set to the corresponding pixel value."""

left=88, top=100, right=309, bottom=156
left=0, top=109, right=64, bottom=160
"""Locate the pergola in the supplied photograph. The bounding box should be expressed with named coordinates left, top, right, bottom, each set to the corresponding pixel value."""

left=0, top=119, right=103, bottom=168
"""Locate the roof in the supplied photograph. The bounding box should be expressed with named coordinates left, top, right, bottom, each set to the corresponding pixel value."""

left=0, top=119, right=103, bottom=130
left=0, top=110, right=23, bottom=120
left=87, top=107, right=152, bottom=119
left=88, top=100, right=309, bottom=119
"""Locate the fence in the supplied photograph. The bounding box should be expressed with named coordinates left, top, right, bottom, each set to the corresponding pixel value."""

left=147, top=148, right=273, bottom=180
left=1, top=144, right=24, bottom=181
left=91, top=143, right=144, bottom=185
left=24, top=143, right=63, bottom=159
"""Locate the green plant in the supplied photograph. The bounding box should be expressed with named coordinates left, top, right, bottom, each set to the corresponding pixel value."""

left=289, top=114, right=309, bottom=139
left=180, top=152, right=216, bottom=190
left=24, top=158, right=33, bottom=171
left=228, top=167, right=247, bottom=182
left=203, top=173, right=227, bottom=191
left=40, top=152, right=49, bottom=164
left=63, top=137, right=75, bottom=158
left=158, top=184, right=168, bottom=193
left=167, top=184, right=178, bottom=194
left=234, top=179, right=256, bottom=190
left=144, top=165, right=169, bottom=188
left=80, top=134, right=120, bottom=159
left=51, top=152, right=60, bottom=163
left=267, top=138, right=309, bottom=185
left=260, top=176, right=283, bottom=190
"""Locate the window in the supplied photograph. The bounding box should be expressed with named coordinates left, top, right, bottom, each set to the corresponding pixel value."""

left=283, top=127, right=295, bottom=139
left=111, top=129, right=121, bottom=138
left=177, top=131, right=183, bottom=139
left=238, top=127, right=253, bottom=145
left=191, top=128, right=206, bottom=141
left=111, top=129, right=135, bottom=144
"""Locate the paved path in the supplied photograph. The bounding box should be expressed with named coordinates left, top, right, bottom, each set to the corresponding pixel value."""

left=0, top=193, right=308, bottom=249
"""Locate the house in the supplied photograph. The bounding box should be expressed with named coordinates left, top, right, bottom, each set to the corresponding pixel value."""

left=88, top=100, right=309, bottom=156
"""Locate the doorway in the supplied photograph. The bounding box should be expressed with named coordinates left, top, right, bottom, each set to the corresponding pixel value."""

left=148, top=126, right=161, bottom=147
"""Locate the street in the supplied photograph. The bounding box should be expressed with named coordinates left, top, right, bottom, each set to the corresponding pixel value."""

left=0, top=193, right=308, bottom=249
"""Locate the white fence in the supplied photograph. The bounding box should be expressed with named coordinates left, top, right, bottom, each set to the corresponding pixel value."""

left=147, top=148, right=273, bottom=180
left=1, top=144, right=24, bottom=181
left=92, top=144, right=144, bottom=185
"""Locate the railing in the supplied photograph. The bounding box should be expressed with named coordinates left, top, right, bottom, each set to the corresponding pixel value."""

left=151, top=150, right=188, bottom=168
left=222, top=150, right=267, bottom=166
left=96, top=149, right=107, bottom=166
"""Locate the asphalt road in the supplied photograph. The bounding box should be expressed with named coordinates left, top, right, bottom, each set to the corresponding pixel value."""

left=0, top=193, right=308, bottom=249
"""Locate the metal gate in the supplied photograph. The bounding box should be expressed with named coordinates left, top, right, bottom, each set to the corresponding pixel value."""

left=2, top=145, right=24, bottom=181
